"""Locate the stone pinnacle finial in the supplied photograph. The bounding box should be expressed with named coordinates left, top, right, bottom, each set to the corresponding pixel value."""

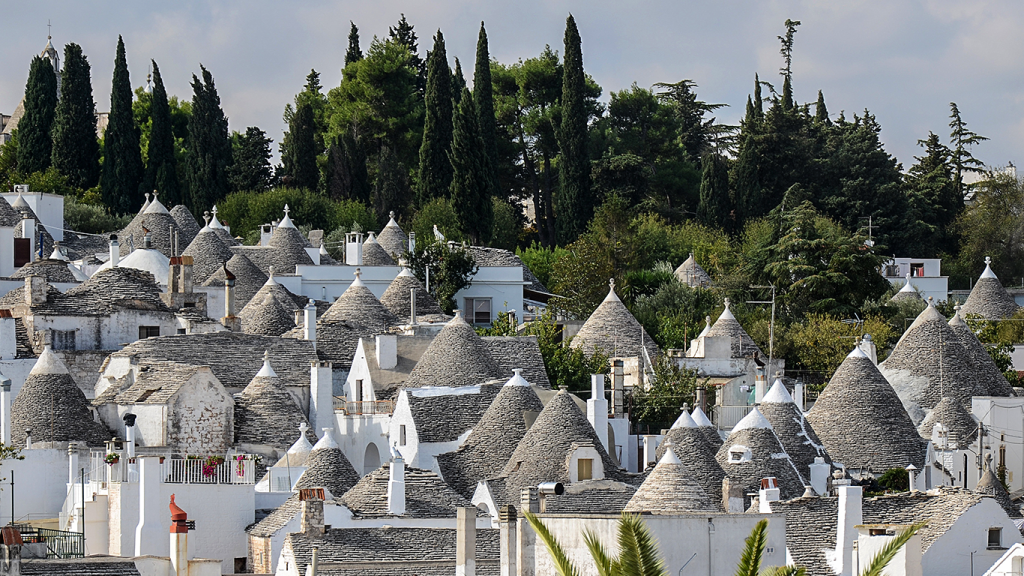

left=212, top=206, right=219, bottom=217
left=928, top=296, right=934, bottom=307
left=390, top=211, right=395, bottom=219
left=609, top=277, right=615, bottom=291
left=298, top=421, right=309, bottom=435
left=145, top=192, right=150, bottom=202
left=283, top=204, right=291, bottom=217
left=264, top=349, right=270, bottom=363
left=354, top=267, right=362, bottom=280
left=268, top=266, right=275, bottom=278
left=724, top=297, right=731, bottom=309
left=985, top=256, right=992, bottom=267
left=203, top=211, right=211, bottom=226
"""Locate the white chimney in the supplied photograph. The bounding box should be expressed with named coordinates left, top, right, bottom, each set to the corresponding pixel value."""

left=859, top=334, right=878, bottom=365
left=408, top=232, right=416, bottom=254
left=135, top=456, right=163, bottom=556
left=123, top=413, right=137, bottom=459
left=376, top=334, right=397, bottom=370
left=303, top=301, right=317, bottom=342
left=67, top=443, right=80, bottom=487
left=0, top=373, right=10, bottom=445
left=346, top=232, right=364, bottom=265
left=642, top=435, right=658, bottom=469
left=836, top=486, right=863, bottom=576
left=587, top=374, right=608, bottom=453
left=169, top=495, right=189, bottom=576
left=109, top=235, right=120, bottom=268
left=456, top=507, right=476, bottom=576
left=409, top=288, right=417, bottom=325
left=758, top=477, right=781, bottom=513
left=309, top=362, right=333, bottom=435
left=387, top=455, right=406, bottom=515
left=808, top=457, right=829, bottom=496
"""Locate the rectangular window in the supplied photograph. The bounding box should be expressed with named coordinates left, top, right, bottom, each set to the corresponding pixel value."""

left=51, top=330, right=75, bottom=351
left=399, top=425, right=407, bottom=446
left=464, top=298, right=492, bottom=324
left=354, top=379, right=363, bottom=402
left=910, top=263, right=925, bottom=277
left=176, top=328, right=186, bottom=335
left=578, top=458, right=593, bottom=481
left=138, top=326, right=160, bottom=339
left=988, top=527, right=1002, bottom=549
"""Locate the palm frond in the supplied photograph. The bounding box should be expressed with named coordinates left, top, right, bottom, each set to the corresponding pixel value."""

left=523, top=511, right=582, bottom=576
left=734, top=518, right=768, bottom=576
left=762, top=566, right=807, bottom=576
left=617, top=513, right=668, bottom=576
left=858, top=523, right=925, bottom=576
left=583, top=529, right=618, bottom=576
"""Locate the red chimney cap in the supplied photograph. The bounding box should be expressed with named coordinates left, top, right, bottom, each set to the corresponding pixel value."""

left=169, top=494, right=187, bottom=521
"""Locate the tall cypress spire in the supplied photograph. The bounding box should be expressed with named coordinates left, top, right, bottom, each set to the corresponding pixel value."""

left=345, top=22, right=362, bottom=66
left=556, top=14, right=592, bottom=244
left=185, top=65, right=231, bottom=215
left=753, top=74, right=763, bottom=120
left=417, top=30, right=453, bottom=206
left=697, top=154, right=729, bottom=229
left=16, top=56, right=58, bottom=175
left=51, top=43, right=100, bottom=189
left=814, top=90, right=828, bottom=123
left=473, top=21, right=499, bottom=197
left=450, top=87, right=493, bottom=245
left=142, top=61, right=180, bottom=206
left=102, top=36, right=144, bottom=215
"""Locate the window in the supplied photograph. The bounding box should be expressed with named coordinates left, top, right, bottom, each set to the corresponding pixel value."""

left=399, top=425, right=407, bottom=446
left=464, top=298, right=491, bottom=324
left=354, top=379, right=363, bottom=402
left=989, top=527, right=1003, bottom=549
left=578, top=458, right=593, bottom=481
left=51, top=330, right=75, bottom=351
left=138, top=326, right=160, bottom=339
left=176, top=328, right=186, bottom=335
left=910, top=262, right=925, bottom=277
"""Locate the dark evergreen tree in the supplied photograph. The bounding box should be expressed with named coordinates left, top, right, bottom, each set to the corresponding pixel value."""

left=814, top=90, right=828, bottom=124
left=51, top=43, right=100, bottom=189
left=778, top=19, right=800, bottom=111
left=449, top=87, right=492, bottom=245
left=417, top=30, right=453, bottom=206
left=753, top=74, right=764, bottom=120
left=948, top=102, right=988, bottom=203
left=907, top=132, right=959, bottom=256
left=452, top=58, right=466, bottom=104
left=282, top=100, right=318, bottom=190
left=473, top=21, right=499, bottom=196
left=556, top=14, right=592, bottom=244
left=325, top=128, right=370, bottom=203
left=373, top=144, right=412, bottom=224
left=389, top=14, right=425, bottom=91
left=101, top=36, right=144, bottom=215
left=697, top=154, right=729, bottom=228
left=185, top=65, right=231, bottom=214
left=345, top=22, right=363, bottom=66
left=16, top=56, right=58, bottom=175
left=229, top=126, right=274, bottom=192
left=142, top=61, right=181, bottom=205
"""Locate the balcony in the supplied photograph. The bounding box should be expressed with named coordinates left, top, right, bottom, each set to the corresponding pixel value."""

left=334, top=396, right=394, bottom=416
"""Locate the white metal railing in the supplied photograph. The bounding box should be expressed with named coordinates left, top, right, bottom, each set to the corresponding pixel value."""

left=161, top=456, right=256, bottom=484
left=714, top=405, right=755, bottom=429
left=58, top=484, right=76, bottom=531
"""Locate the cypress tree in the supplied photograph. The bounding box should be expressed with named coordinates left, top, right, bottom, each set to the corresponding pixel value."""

left=185, top=65, right=231, bottom=215
left=814, top=90, right=828, bottom=123
left=142, top=61, right=180, bottom=206
left=345, top=22, right=363, bottom=66
left=282, top=99, right=318, bottom=190
left=449, top=87, right=492, bottom=245
left=697, top=154, right=729, bottom=228
left=16, top=56, right=58, bottom=175
left=948, top=102, right=988, bottom=203
left=778, top=19, right=800, bottom=111
left=101, top=36, right=144, bottom=215
left=373, top=144, right=411, bottom=224
left=417, top=30, right=453, bottom=206
left=556, top=14, right=592, bottom=244
left=452, top=58, right=466, bottom=104
left=325, top=128, right=369, bottom=203
left=51, top=43, right=100, bottom=190
left=753, top=74, right=763, bottom=120
left=473, top=21, right=499, bottom=196
left=228, top=126, right=274, bottom=192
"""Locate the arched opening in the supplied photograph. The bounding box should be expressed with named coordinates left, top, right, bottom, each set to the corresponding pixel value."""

left=363, top=443, right=381, bottom=475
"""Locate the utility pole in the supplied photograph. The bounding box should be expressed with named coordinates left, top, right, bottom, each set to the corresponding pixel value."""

left=748, top=285, right=777, bottom=371
left=859, top=215, right=878, bottom=248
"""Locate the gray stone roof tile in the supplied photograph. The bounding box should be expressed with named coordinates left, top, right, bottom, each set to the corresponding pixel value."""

left=379, top=268, right=443, bottom=319
left=404, top=313, right=503, bottom=389
left=361, top=233, right=396, bottom=266
left=9, top=259, right=79, bottom=283
left=340, top=464, right=476, bottom=518
left=169, top=204, right=200, bottom=248
left=673, top=253, right=712, bottom=288
left=705, top=302, right=762, bottom=358
left=201, top=253, right=268, bottom=310
left=654, top=421, right=725, bottom=507
left=375, top=216, right=409, bottom=259
left=571, top=282, right=660, bottom=360
left=234, top=356, right=314, bottom=450
left=977, top=466, right=1021, bottom=518
left=482, top=336, right=551, bottom=389
left=13, top=348, right=111, bottom=446
left=961, top=261, right=1019, bottom=319
left=760, top=381, right=831, bottom=479
left=407, top=381, right=502, bottom=444
left=0, top=196, right=20, bottom=227
left=625, top=448, right=715, bottom=513
left=918, top=397, right=978, bottom=449
left=949, top=311, right=1015, bottom=397
left=467, top=246, right=549, bottom=294
left=543, top=479, right=637, bottom=514
left=294, top=443, right=361, bottom=498
left=715, top=409, right=807, bottom=500
left=320, top=272, right=398, bottom=327
left=31, top=268, right=170, bottom=317
left=182, top=228, right=234, bottom=284
left=95, top=362, right=204, bottom=405
left=118, top=210, right=180, bottom=258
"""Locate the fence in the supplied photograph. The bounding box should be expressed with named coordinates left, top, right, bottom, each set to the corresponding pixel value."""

left=334, top=397, right=394, bottom=416
left=11, top=524, right=84, bottom=558
left=161, top=457, right=256, bottom=484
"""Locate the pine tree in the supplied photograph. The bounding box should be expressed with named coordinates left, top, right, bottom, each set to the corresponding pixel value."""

left=228, top=126, right=274, bottom=192
left=556, top=14, right=592, bottom=244
left=282, top=100, right=318, bottom=190
left=948, top=102, right=988, bottom=203
left=325, top=128, right=369, bottom=203
left=101, top=36, right=144, bottom=215
left=185, top=65, right=231, bottom=215
left=474, top=21, right=499, bottom=197
left=417, top=30, right=453, bottom=206
left=697, top=154, right=729, bottom=228
left=390, top=14, right=425, bottom=91
left=449, top=87, right=493, bottom=245
left=345, top=22, right=363, bottom=66
left=778, top=19, right=800, bottom=110
left=142, top=61, right=181, bottom=206
left=51, top=43, right=100, bottom=190
left=16, top=56, right=58, bottom=175
left=907, top=132, right=959, bottom=256
left=814, top=90, right=828, bottom=124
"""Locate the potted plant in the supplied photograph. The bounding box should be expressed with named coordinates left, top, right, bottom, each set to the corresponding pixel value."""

left=104, top=453, right=120, bottom=465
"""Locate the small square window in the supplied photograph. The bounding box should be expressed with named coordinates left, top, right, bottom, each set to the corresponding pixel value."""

left=139, top=326, right=160, bottom=339
left=578, top=458, right=593, bottom=481
left=988, top=527, right=1003, bottom=549
left=464, top=298, right=491, bottom=324
left=51, top=330, right=75, bottom=351
left=910, top=263, right=925, bottom=277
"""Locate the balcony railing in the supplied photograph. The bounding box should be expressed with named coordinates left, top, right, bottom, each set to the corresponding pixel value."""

left=334, top=396, right=394, bottom=416
left=161, top=457, right=256, bottom=484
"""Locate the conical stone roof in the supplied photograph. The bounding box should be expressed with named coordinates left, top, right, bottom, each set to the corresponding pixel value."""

left=759, top=379, right=830, bottom=480
left=673, top=253, right=712, bottom=288
left=234, top=353, right=314, bottom=451
left=294, top=432, right=360, bottom=498
left=320, top=269, right=398, bottom=328
left=878, top=302, right=982, bottom=420
left=948, top=310, right=1015, bottom=397
left=12, top=347, right=110, bottom=447
left=705, top=299, right=762, bottom=358
left=362, top=232, right=396, bottom=266
left=437, top=370, right=545, bottom=498
left=404, top=311, right=503, bottom=388
left=977, top=463, right=1021, bottom=518
left=715, top=408, right=806, bottom=500
left=571, top=279, right=660, bottom=360
left=376, top=213, right=409, bottom=259
left=10, top=259, right=80, bottom=283
left=961, top=258, right=1019, bottom=320
left=653, top=413, right=725, bottom=507
left=183, top=227, right=234, bottom=284
left=890, top=274, right=923, bottom=303
left=10, top=197, right=55, bottom=258
left=380, top=266, right=444, bottom=320
left=692, top=406, right=723, bottom=448
left=0, top=196, right=21, bottom=227
left=169, top=204, right=200, bottom=249
left=208, top=206, right=238, bottom=246
left=240, top=292, right=296, bottom=336
left=119, top=196, right=181, bottom=258
left=808, top=347, right=927, bottom=472
left=500, top=389, right=624, bottom=503
left=202, top=253, right=268, bottom=309
left=918, top=397, right=978, bottom=449
left=265, top=212, right=314, bottom=273
left=625, top=448, right=715, bottom=513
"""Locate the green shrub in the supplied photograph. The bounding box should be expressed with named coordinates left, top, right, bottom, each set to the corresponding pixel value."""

left=64, top=196, right=131, bottom=234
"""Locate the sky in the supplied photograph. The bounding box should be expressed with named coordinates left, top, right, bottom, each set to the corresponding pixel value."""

left=3, top=1, right=1022, bottom=169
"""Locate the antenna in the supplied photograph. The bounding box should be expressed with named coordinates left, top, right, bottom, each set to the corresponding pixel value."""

left=48, top=20, right=52, bottom=40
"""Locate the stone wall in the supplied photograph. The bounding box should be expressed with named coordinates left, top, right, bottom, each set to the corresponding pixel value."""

left=57, top=350, right=110, bottom=398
